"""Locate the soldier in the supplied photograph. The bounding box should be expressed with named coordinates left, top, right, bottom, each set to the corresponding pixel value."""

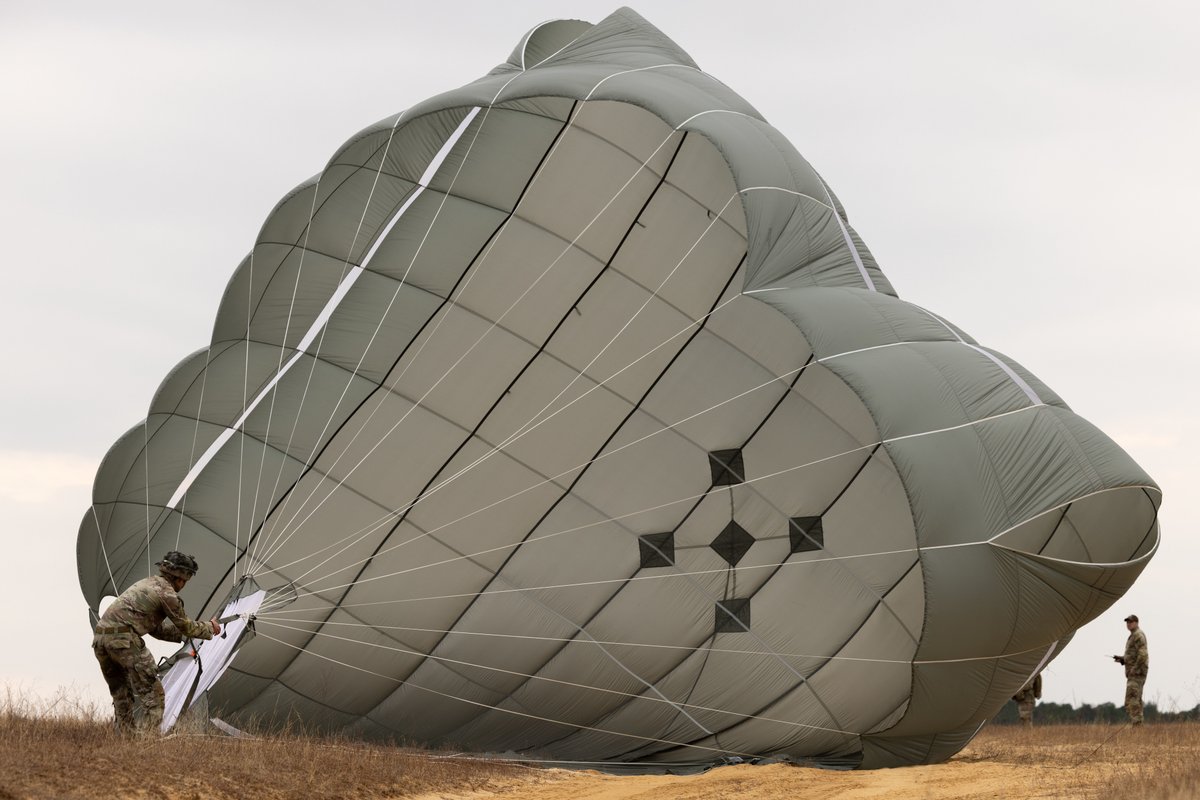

left=1012, top=672, right=1042, bottom=727
left=1112, top=614, right=1149, bottom=726
left=92, top=551, right=221, bottom=735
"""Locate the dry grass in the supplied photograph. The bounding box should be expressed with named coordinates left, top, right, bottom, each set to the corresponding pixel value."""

left=966, top=723, right=1200, bottom=799
left=0, top=689, right=522, bottom=800
left=5, top=689, right=1200, bottom=800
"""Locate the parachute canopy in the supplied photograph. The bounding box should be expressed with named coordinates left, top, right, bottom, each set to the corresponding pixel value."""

left=78, top=7, right=1159, bottom=768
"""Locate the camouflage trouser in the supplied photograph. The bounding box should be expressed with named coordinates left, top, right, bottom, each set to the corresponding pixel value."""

left=1017, top=697, right=1034, bottom=727
left=93, top=632, right=164, bottom=735
left=1125, top=677, right=1145, bottom=724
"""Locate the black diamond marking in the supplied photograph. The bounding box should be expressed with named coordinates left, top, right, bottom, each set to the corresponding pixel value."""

left=708, top=449, right=745, bottom=486
left=710, top=520, right=754, bottom=566
left=715, top=598, right=751, bottom=633
left=789, top=516, right=824, bottom=553
left=638, top=532, right=674, bottom=568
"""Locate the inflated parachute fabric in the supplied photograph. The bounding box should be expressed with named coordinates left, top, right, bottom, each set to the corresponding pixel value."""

left=77, top=7, right=1160, bottom=768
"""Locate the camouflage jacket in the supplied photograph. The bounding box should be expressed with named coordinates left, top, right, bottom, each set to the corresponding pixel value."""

left=1012, top=672, right=1042, bottom=703
left=96, top=575, right=214, bottom=642
left=1124, top=628, right=1149, bottom=679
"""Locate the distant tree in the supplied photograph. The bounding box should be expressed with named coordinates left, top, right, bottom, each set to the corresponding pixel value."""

left=992, top=699, right=1200, bottom=724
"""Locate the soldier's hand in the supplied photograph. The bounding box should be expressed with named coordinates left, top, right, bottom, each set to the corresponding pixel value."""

left=1112, top=655, right=1124, bottom=664
left=210, top=617, right=222, bottom=636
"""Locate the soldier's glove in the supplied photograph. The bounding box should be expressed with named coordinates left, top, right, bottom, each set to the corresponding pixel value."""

left=1112, top=655, right=1125, bottom=665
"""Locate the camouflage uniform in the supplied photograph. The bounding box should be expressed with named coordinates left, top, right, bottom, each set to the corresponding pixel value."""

left=1122, top=628, right=1149, bottom=725
left=92, top=574, right=213, bottom=735
left=1012, top=672, right=1042, bottom=727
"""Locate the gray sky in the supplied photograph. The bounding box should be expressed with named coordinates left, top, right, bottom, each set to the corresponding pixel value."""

left=2, top=1, right=1197, bottom=714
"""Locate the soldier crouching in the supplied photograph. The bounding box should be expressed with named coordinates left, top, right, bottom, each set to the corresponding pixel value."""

left=92, top=551, right=220, bottom=735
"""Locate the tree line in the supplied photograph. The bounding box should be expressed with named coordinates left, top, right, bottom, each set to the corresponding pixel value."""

left=993, top=700, right=1200, bottom=724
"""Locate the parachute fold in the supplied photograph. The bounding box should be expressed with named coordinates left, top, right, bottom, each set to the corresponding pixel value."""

left=78, top=7, right=1159, bottom=768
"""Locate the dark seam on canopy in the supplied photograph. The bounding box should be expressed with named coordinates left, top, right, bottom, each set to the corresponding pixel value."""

left=1037, top=505, right=1073, bottom=556
left=508, top=357, right=837, bottom=756
left=195, top=195, right=514, bottom=616
left=346, top=129, right=695, bottom=728
left=622, top=558, right=921, bottom=763
left=1131, top=489, right=1159, bottom=558
left=600, top=358, right=812, bottom=753
left=238, top=137, right=399, bottom=328
left=606, top=445, right=895, bottom=761
left=239, top=106, right=594, bottom=680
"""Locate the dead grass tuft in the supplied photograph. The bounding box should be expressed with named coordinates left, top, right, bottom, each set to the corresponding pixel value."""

left=0, top=688, right=522, bottom=800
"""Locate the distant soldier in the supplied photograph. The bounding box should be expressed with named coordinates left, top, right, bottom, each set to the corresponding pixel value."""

left=92, top=551, right=221, bottom=735
left=1012, top=672, right=1042, bottom=727
left=1112, top=614, right=1149, bottom=726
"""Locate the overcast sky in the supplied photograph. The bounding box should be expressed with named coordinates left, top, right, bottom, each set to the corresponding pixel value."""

left=2, top=1, right=1196, bottom=716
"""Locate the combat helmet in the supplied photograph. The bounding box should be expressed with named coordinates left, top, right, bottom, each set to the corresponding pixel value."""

left=156, top=551, right=199, bottom=580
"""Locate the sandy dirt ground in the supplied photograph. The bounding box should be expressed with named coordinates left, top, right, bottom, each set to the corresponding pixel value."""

left=5, top=719, right=1198, bottom=799
left=409, top=725, right=1196, bottom=800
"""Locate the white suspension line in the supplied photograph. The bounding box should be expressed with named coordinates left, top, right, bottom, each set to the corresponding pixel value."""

left=264, top=334, right=999, bottom=589
left=254, top=617, right=859, bottom=736
left=244, top=179, right=325, bottom=569
left=264, top=543, right=922, bottom=610
left=264, top=306, right=774, bottom=578
left=270, top=205, right=743, bottom=585
left=233, top=251, right=255, bottom=586
left=253, top=65, right=725, bottom=568
left=175, top=345, right=213, bottom=551
left=252, top=615, right=1056, bottom=668
left=250, top=59, right=575, bottom=565
left=255, top=98, right=688, bottom=567
left=143, top=418, right=151, bottom=577
left=250, top=107, right=483, bottom=565
left=253, top=628, right=782, bottom=756
left=90, top=504, right=117, bottom=597
left=259, top=401, right=1047, bottom=601
left=245, top=110, right=424, bottom=568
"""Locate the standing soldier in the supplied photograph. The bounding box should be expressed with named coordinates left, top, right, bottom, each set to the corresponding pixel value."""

left=1112, top=614, right=1149, bottom=726
left=92, top=551, right=221, bottom=735
left=1012, top=672, right=1043, bottom=727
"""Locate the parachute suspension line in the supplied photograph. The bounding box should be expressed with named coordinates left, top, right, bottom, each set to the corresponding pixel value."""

left=257, top=128, right=731, bottom=572
left=256, top=402, right=1048, bottom=602
left=243, top=177, right=326, bottom=575
left=252, top=628, right=784, bottom=756
left=253, top=64, right=715, bottom=567
left=143, top=417, right=151, bottom=577
left=247, top=60, right=557, bottom=566
left=243, top=107, right=436, bottom=568
left=252, top=98, right=677, bottom=568
left=252, top=617, right=858, bottom=736
left=273, top=235, right=743, bottom=587
left=90, top=504, right=117, bottom=597
left=233, top=250, right=257, bottom=587
left=263, top=335, right=925, bottom=588
left=245, top=104, right=487, bottom=568
left=262, top=310, right=783, bottom=579
left=249, top=614, right=1057, bottom=667
left=175, top=345, right=213, bottom=550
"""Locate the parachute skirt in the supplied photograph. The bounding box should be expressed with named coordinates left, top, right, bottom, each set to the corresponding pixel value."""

left=78, top=7, right=1159, bottom=768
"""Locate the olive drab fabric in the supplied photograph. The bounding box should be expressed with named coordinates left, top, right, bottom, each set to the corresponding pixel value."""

left=77, top=7, right=1160, bottom=768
